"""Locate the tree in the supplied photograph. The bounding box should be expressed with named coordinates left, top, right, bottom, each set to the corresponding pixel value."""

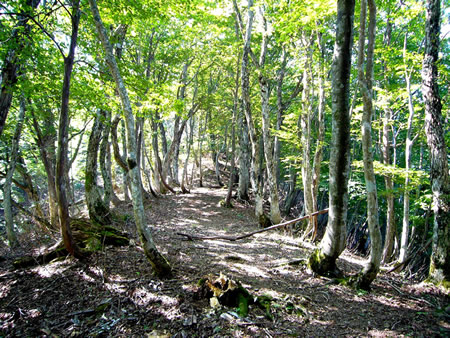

left=88, top=0, right=172, bottom=278
left=55, top=0, right=82, bottom=257
left=3, top=96, right=26, bottom=247
left=352, top=0, right=382, bottom=289
left=381, top=15, right=395, bottom=264
left=399, top=31, right=418, bottom=264
left=85, top=110, right=112, bottom=225
left=309, top=0, right=355, bottom=277
left=0, top=0, right=40, bottom=138
left=422, top=0, right=449, bottom=285
left=234, top=0, right=265, bottom=223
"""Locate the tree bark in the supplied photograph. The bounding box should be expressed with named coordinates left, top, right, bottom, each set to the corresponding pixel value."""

left=30, top=108, right=59, bottom=229
left=422, top=0, right=450, bottom=285
left=381, top=17, right=396, bottom=264
left=237, top=110, right=250, bottom=200
left=55, top=0, right=82, bottom=257
left=300, top=60, right=315, bottom=238
left=234, top=0, right=265, bottom=222
left=399, top=34, right=416, bottom=264
left=89, top=0, right=172, bottom=277
left=311, top=31, right=326, bottom=241
left=3, top=96, right=26, bottom=247
left=85, top=110, right=112, bottom=225
left=181, top=117, right=194, bottom=194
left=309, top=0, right=355, bottom=277
left=354, top=0, right=382, bottom=289
left=225, top=60, right=240, bottom=207
left=99, top=110, right=120, bottom=206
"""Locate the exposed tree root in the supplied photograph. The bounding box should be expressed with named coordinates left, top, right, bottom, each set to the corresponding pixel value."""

left=13, top=218, right=129, bottom=269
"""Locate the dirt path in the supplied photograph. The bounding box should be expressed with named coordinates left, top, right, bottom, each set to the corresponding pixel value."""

left=0, top=186, right=448, bottom=336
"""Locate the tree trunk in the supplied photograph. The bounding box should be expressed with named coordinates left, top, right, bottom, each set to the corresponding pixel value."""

left=181, top=117, right=194, bottom=194
left=30, top=109, right=59, bottom=229
left=85, top=110, right=112, bottom=225
left=198, top=114, right=206, bottom=187
left=234, top=0, right=265, bottom=222
left=399, top=34, right=416, bottom=264
left=381, top=17, right=396, bottom=264
left=422, top=0, right=449, bottom=285
left=0, top=0, right=40, bottom=138
left=99, top=110, right=120, bottom=206
left=354, top=0, right=382, bottom=289
left=238, top=110, right=250, bottom=200
left=15, top=156, right=47, bottom=229
left=161, top=105, right=198, bottom=188
left=89, top=0, right=172, bottom=277
left=121, top=120, right=131, bottom=202
left=311, top=31, right=326, bottom=241
left=225, top=61, right=240, bottom=207
left=55, top=0, right=82, bottom=257
left=150, top=113, right=163, bottom=193
left=260, top=74, right=281, bottom=224
left=300, top=63, right=315, bottom=238
left=3, top=96, right=26, bottom=247
left=309, top=0, right=355, bottom=277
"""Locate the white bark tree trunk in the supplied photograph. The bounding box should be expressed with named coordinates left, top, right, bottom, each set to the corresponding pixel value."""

left=354, top=0, right=382, bottom=289
left=399, top=34, right=416, bottom=264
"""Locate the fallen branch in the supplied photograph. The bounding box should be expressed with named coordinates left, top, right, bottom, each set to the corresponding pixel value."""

left=177, top=208, right=329, bottom=241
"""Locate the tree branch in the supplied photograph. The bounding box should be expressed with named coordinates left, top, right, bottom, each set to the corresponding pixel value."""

left=177, top=209, right=329, bottom=241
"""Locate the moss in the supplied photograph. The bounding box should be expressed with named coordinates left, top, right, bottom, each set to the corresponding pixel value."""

left=220, top=199, right=234, bottom=208
left=258, top=213, right=272, bottom=228
left=308, top=249, right=343, bottom=278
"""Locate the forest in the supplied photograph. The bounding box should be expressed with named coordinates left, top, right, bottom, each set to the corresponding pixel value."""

left=0, top=0, right=449, bottom=336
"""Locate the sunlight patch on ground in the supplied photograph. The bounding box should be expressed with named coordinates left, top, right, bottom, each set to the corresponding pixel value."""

left=226, top=262, right=270, bottom=278
left=31, top=260, right=72, bottom=278
left=0, top=281, right=12, bottom=299
left=131, top=287, right=178, bottom=308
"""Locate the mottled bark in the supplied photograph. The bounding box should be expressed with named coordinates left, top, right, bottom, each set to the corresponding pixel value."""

left=30, top=109, right=59, bottom=229
left=300, top=63, right=314, bottom=238
left=381, top=18, right=396, bottom=264
left=233, top=0, right=264, bottom=221
left=16, top=156, right=47, bottom=229
left=89, top=0, right=171, bottom=277
left=3, top=97, right=25, bottom=247
left=309, top=0, right=355, bottom=276
left=150, top=113, right=163, bottom=193
left=399, top=34, right=416, bottom=264
left=161, top=104, right=198, bottom=188
left=181, top=117, right=194, bottom=194
left=55, top=0, right=82, bottom=257
left=99, top=110, right=120, bottom=206
left=86, top=110, right=112, bottom=225
left=225, top=61, right=240, bottom=207
left=311, top=31, right=326, bottom=241
left=354, top=0, right=382, bottom=289
left=422, top=0, right=449, bottom=285
left=238, top=111, right=250, bottom=200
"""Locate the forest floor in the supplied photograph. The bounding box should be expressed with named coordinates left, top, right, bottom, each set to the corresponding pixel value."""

left=0, top=171, right=449, bottom=337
